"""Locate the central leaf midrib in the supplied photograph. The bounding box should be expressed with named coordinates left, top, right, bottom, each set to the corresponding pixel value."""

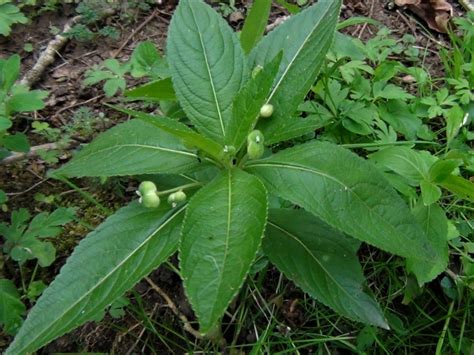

left=17, top=206, right=186, bottom=352
left=209, top=171, right=233, bottom=321
left=188, top=3, right=226, bottom=137
left=72, top=144, right=198, bottom=163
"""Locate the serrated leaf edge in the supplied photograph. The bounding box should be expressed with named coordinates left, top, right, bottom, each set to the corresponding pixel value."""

left=266, top=220, right=389, bottom=329
left=178, top=170, right=268, bottom=334
left=7, top=205, right=186, bottom=354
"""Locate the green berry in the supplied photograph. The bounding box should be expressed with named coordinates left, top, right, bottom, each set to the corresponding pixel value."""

left=138, top=181, right=157, bottom=196
left=247, top=141, right=264, bottom=159
left=168, top=190, right=187, bottom=205
left=174, top=190, right=187, bottom=202
left=141, top=191, right=160, bottom=208
left=247, top=130, right=264, bottom=145
left=259, top=104, right=274, bottom=118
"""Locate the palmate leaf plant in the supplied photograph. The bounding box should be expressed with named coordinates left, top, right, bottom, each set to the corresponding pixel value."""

left=0, top=54, right=48, bottom=159
left=7, top=0, right=447, bottom=352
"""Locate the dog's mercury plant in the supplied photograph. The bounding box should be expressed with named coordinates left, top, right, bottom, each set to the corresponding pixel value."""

left=7, top=0, right=447, bottom=352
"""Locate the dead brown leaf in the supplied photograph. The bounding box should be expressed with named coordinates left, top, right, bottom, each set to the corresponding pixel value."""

left=395, top=0, right=453, bottom=33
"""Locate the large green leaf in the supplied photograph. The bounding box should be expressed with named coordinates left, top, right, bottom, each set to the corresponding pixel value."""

left=240, top=0, right=272, bottom=54
left=265, top=209, right=388, bottom=329
left=246, top=141, right=435, bottom=261
left=6, top=202, right=185, bottom=354
left=167, top=0, right=248, bottom=144
left=249, top=0, right=342, bottom=144
left=225, top=53, right=282, bottom=150
left=406, top=202, right=448, bottom=285
left=110, top=106, right=223, bottom=161
left=54, top=120, right=202, bottom=178
left=180, top=169, right=267, bottom=333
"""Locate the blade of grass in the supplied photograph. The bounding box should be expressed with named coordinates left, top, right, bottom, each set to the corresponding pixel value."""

left=240, top=0, right=272, bottom=54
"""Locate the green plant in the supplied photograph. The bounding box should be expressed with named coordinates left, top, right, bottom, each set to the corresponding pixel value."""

left=0, top=207, right=75, bottom=335
left=83, top=59, right=130, bottom=97
left=6, top=0, right=468, bottom=353
left=1, top=207, right=76, bottom=268
left=0, top=1, right=28, bottom=36
left=0, top=55, right=48, bottom=159
left=83, top=41, right=168, bottom=97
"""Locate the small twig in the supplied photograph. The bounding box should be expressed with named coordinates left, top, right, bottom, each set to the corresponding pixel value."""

left=20, top=15, right=81, bottom=88
left=112, top=10, right=159, bottom=58
left=145, top=277, right=202, bottom=339
left=0, top=142, right=76, bottom=165
left=125, top=304, right=159, bottom=355
left=20, top=7, right=116, bottom=88
left=53, top=94, right=104, bottom=118
left=6, top=179, right=48, bottom=197
left=357, top=0, right=376, bottom=38
left=58, top=187, right=89, bottom=196
left=265, top=15, right=289, bottom=33
left=396, top=10, right=419, bottom=37
left=458, top=0, right=474, bottom=11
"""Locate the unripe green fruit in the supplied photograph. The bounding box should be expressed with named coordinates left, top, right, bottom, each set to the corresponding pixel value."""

left=138, top=181, right=157, bottom=196
left=259, top=104, right=274, bottom=118
left=168, top=190, right=187, bottom=205
left=247, top=130, right=264, bottom=145
left=247, top=141, right=264, bottom=159
left=174, top=190, right=187, bottom=202
left=141, top=191, right=160, bottom=208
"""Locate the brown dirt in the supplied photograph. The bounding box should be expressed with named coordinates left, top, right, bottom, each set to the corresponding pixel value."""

left=0, top=0, right=467, bottom=353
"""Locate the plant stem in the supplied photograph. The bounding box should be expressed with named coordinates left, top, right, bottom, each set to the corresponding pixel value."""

left=238, top=154, right=249, bottom=168
left=19, top=264, right=27, bottom=294
left=28, top=262, right=39, bottom=290
left=55, top=176, right=110, bottom=214
left=145, top=277, right=202, bottom=339
left=436, top=301, right=454, bottom=355
left=156, top=182, right=202, bottom=196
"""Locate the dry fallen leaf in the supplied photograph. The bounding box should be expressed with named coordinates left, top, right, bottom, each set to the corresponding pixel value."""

left=395, top=0, right=453, bottom=33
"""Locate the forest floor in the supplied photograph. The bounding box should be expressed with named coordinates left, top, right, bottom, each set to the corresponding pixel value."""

left=0, top=0, right=471, bottom=353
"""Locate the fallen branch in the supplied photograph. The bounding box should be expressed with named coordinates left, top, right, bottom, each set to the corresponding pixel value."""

left=145, top=277, right=202, bottom=339
left=112, top=9, right=158, bottom=58
left=20, top=8, right=116, bottom=88
left=0, top=141, right=77, bottom=165
left=20, top=16, right=80, bottom=88
left=459, top=0, right=474, bottom=11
